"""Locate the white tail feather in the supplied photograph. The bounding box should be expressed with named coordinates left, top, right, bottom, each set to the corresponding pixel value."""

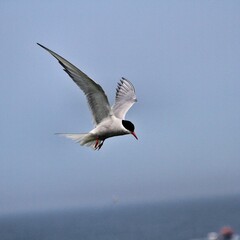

left=56, top=133, right=96, bottom=148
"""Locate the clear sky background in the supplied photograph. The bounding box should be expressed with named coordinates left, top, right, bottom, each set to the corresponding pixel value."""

left=1, top=1, right=240, bottom=214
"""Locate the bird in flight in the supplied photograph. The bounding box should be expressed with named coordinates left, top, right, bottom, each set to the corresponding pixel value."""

left=38, top=43, right=138, bottom=150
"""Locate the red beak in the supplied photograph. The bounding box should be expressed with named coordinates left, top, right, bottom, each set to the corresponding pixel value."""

left=131, top=132, right=138, bottom=140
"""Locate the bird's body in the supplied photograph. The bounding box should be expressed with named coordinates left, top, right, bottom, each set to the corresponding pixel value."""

left=90, top=116, right=128, bottom=139
left=38, top=43, right=138, bottom=150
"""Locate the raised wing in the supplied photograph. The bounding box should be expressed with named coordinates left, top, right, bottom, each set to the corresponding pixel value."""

left=112, top=78, right=137, bottom=119
left=37, top=43, right=112, bottom=125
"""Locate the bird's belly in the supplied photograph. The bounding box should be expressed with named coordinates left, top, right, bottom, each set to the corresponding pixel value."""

left=98, top=126, right=126, bottom=139
left=91, top=118, right=127, bottom=139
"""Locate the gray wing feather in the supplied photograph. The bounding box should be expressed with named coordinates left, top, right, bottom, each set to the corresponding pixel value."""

left=112, top=78, right=137, bottom=119
left=37, top=43, right=112, bottom=125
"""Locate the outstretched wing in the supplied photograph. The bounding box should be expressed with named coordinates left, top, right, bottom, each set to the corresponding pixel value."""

left=37, top=43, right=112, bottom=125
left=112, top=78, right=137, bottom=119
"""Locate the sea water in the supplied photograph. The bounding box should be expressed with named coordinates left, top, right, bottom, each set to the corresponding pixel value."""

left=0, top=195, right=239, bottom=240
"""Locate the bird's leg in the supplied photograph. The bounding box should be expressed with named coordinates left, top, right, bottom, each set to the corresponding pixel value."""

left=94, top=138, right=99, bottom=149
left=97, top=140, right=105, bottom=150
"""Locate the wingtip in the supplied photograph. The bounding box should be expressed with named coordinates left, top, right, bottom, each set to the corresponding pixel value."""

left=37, top=43, right=47, bottom=51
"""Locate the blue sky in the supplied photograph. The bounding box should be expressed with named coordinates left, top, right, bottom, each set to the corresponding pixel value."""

left=1, top=1, right=240, bottom=214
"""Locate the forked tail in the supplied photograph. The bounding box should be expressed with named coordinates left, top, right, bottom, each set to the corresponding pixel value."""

left=56, top=133, right=97, bottom=149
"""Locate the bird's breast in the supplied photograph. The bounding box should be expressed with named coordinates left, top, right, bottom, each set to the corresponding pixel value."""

left=91, top=117, right=128, bottom=139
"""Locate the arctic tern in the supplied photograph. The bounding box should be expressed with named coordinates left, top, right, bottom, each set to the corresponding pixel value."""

left=38, top=43, right=138, bottom=150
